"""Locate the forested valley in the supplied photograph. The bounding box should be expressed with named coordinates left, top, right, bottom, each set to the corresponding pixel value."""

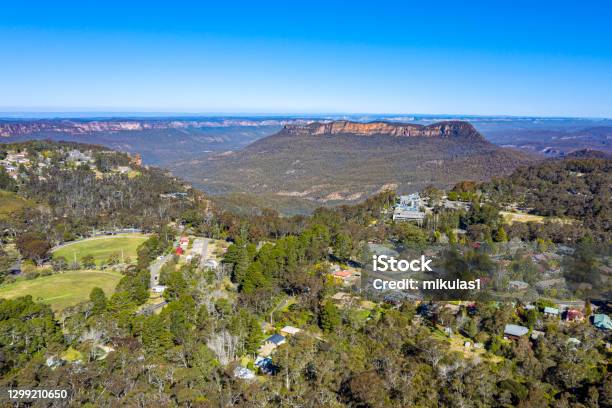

left=0, top=141, right=609, bottom=407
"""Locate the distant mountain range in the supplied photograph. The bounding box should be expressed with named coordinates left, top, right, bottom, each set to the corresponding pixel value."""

left=174, top=120, right=537, bottom=213
left=482, top=126, right=612, bottom=156
left=0, top=117, right=313, bottom=137
left=0, top=118, right=293, bottom=166
left=2, top=116, right=610, bottom=214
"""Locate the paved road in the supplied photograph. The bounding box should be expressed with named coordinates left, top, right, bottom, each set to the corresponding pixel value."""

left=149, top=254, right=171, bottom=287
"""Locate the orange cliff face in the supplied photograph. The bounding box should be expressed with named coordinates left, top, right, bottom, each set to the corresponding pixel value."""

left=284, top=120, right=484, bottom=140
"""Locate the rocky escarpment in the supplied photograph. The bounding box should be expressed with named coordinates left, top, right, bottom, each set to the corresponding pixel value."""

left=0, top=118, right=315, bottom=137
left=283, top=120, right=485, bottom=140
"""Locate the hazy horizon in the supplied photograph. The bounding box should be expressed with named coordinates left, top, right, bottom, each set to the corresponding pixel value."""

left=1, top=111, right=611, bottom=121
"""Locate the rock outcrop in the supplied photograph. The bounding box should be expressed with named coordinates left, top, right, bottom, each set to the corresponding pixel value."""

left=284, top=120, right=484, bottom=140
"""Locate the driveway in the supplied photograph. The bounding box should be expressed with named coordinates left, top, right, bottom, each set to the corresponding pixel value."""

left=149, top=255, right=171, bottom=287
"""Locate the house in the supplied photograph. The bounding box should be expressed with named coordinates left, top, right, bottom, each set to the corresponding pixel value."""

left=509, top=280, right=530, bottom=291
left=332, top=269, right=360, bottom=286
left=264, top=334, right=286, bottom=347
left=543, top=307, right=559, bottom=318
left=565, top=309, right=584, bottom=322
left=504, top=324, right=529, bottom=339
left=67, top=149, right=91, bottom=162
left=152, top=285, right=166, bottom=294
left=258, top=334, right=286, bottom=357
left=255, top=356, right=278, bottom=375
left=398, top=193, right=421, bottom=209
left=233, top=366, right=256, bottom=380
left=593, top=314, right=612, bottom=330
left=175, top=247, right=184, bottom=255
left=333, top=270, right=352, bottom=279
left=280, top=326, right=301, bottom=336
left=392, top=193, right=425, bottom=222
left=179, top=237, right=189, bottom=250
left=392, top=208, right=425, bottom=222
left=556, top=300, right=586, bottom=311
left=202, top=259, right=218, bottom=269
left=45, top=356, right=64, bottom=369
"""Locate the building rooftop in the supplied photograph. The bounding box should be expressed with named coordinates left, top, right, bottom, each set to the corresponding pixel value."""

left=333, top=270, right=353, bottom=278
left=280, top=326, right=301, bottom=335
left=504, top=324, right=529, bottom=337
left=265, top=334, right=286, bottom=345
left=234, top=366, right=255, bottom=380
left=544, top=307, right=559, bottom=315
left=509, top=280, right=529, bottom=290
left=594, top=314, right=612, bottom=330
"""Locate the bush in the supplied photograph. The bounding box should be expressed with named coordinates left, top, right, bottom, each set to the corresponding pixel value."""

left=24, top=271, right=40, bottom=280
left=39, top=268, right=53, bottom=277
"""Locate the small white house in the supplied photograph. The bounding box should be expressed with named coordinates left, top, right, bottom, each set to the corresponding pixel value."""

left=280, top=326, right=301, bottom=336
left=233, top=366, right=256, bottom=380
left=544, top=307, right=559, bottom=318
left=152, top=285, right=167, bottom=294
left=203, top=259, right=219, bottom=269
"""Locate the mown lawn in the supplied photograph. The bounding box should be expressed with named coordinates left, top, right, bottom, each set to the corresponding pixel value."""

left=0, top=270, right=123, bottom=311
left=500, top=211, right=546, bottom=224
left=53, top=234, right=149, bottom=265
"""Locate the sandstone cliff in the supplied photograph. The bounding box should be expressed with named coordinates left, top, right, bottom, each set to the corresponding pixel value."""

left=283, top=120, right=484, bottom=140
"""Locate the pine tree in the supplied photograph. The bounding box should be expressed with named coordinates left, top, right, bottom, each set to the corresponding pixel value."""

left=494, top=226, right=508, bottom=242
left=89, top=287, right=107, bottom=315
left=244, top=317, right=263, bottom=354
left=333, top=233, right=353, bottom=261
left=241, top=261, right=267, bottom=293
left=319, top=301, right=341, bottom=332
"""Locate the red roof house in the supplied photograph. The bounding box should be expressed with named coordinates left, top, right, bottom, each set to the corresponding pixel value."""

left=333, top=270, right=352, bottom=278
left=176, top=247, right=184, bottom=255
left=565, top=309, right=585, bottom=322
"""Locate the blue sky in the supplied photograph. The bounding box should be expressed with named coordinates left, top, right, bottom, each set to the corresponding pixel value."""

left=1, top=1, right=611, bottom=117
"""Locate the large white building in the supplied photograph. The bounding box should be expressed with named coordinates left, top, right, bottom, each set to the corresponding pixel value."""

left=393, top=193, right=425, bottom=222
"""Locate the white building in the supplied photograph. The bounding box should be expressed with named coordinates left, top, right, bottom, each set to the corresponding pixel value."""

left=393, top=193, right=425, bottom=222
left=152, top=285, right=167, bottom=294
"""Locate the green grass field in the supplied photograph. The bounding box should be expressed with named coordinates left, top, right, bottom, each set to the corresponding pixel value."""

left=53, top=234, right=149, bottom=265
left=500, top=211, right=546, bottom=224
left=0, top=270, right=123, bottom=311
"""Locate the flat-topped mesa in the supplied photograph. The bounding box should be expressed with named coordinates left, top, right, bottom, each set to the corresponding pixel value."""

left=284, top=120, right=485, bottom=140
